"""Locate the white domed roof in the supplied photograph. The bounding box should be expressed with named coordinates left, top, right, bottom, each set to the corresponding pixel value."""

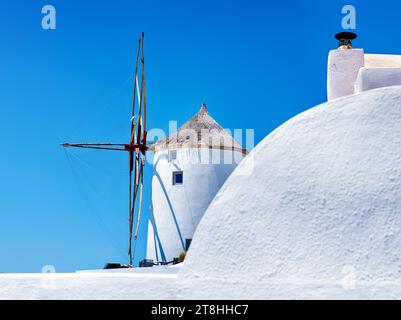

left=180, top=86, right=401, bottom=298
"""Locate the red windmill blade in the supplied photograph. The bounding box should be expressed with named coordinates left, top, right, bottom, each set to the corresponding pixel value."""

left=62, top=33, right=152, bottom=266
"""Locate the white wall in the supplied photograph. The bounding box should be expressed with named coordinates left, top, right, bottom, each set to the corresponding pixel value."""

left=147, top=148, right=243, bottom=262
left=355, top=67, right=401, bottom=93
left=327, top=49, right=364, bottom=101
left=327, top=52, right=401, bottom=100
left=365, top=54, right=401, bottom=68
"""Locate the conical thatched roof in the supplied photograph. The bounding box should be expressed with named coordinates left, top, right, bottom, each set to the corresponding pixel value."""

left=154, top=104, right=247, bottom=154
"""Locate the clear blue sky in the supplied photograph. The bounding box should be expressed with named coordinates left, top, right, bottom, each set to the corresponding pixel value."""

left=1, top=0, right=400, bottom=272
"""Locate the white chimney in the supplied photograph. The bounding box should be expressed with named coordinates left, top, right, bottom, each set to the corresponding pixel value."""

left=327, top=32, right=364, bottom=101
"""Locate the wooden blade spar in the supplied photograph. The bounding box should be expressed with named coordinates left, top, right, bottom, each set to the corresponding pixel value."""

left=130, top=37, right=141, bottom=145
left=61, top=33, right=150, bottom=267
left=128, top=32, right=148, bottom=265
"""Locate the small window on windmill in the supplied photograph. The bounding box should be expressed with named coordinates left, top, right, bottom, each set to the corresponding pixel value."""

left=168, top=150, right=177, bottom=162
left=173, top=171, right=183, bottom=185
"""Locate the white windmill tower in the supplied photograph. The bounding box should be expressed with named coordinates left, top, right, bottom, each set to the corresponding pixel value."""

left=147, top=103, right=247, bottom=262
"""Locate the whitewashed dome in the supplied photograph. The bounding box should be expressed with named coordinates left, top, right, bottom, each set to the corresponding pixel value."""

left=180, top=86, right=401, bottom=298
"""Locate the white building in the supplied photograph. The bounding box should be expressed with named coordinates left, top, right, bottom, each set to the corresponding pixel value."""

left=146, top=104, right=247, bottom=262
left=327, top=32, right=401, bottom=100
left=4, top=33, right=401, bottom=299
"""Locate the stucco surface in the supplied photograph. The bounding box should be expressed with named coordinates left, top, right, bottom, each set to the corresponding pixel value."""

left=327, top=49, right=364, bottom=100
left=3, top=86, right=401, bottom=299
left=355, top=67, right=401, bottom=93
left=365, top=54, right=401, bottom=68
left=181, top=85, right=401, bottom=298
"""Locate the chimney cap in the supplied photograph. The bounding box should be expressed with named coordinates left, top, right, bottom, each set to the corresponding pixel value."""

left=335, top=31, right=357, bottom=41
left=335, top=32, right=357, bottom=49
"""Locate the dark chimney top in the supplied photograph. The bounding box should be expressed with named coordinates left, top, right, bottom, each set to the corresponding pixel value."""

left=335, top=32, right=357, bottom=49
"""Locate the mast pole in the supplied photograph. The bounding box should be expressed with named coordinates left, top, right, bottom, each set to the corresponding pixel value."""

left=62, top=32, right=150, bottom=268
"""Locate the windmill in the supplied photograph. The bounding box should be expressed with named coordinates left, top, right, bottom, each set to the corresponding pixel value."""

left=62, top=33, right=154, bottom=266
